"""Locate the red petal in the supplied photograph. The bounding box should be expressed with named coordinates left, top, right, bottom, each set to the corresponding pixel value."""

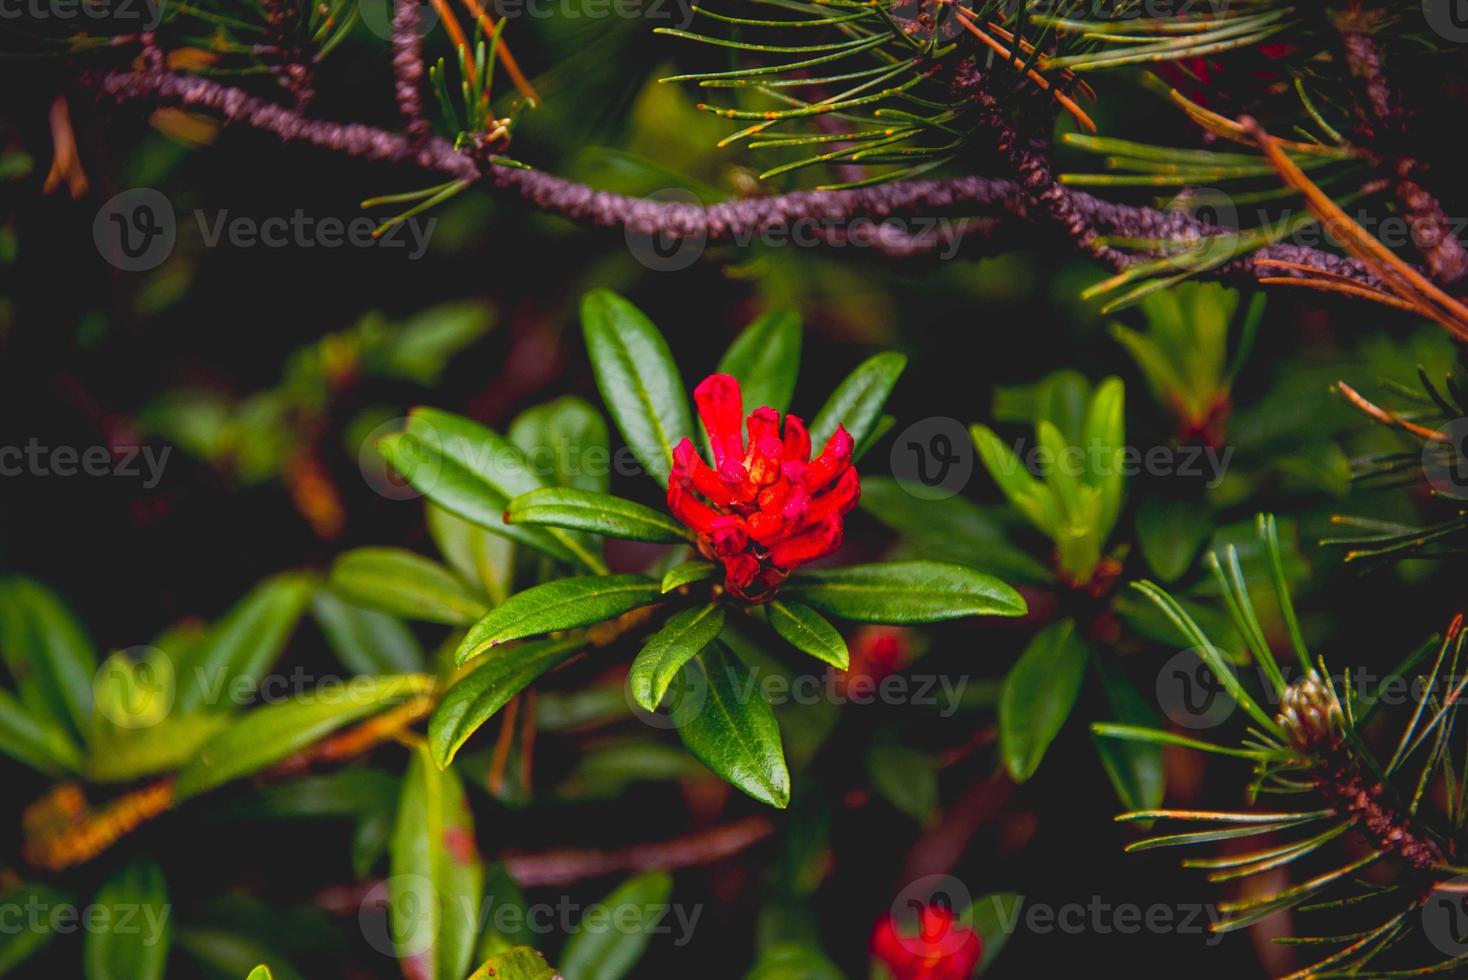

left=667, top=480, right=720, bottom=534
left=673, top=439, right=737, bottom=509
left=782, top=414, right=811, bottom=463
left=768, top=518, right=842, bottom=571
left=694, top=374, right=745, bottom=468
left=807, top=424, right=854, bottom=490
left=722, top=552, right=760, bottom=595
left=705, top=515, right=748, bottom=557
left=744, top=406, right=784, bottom=486
left=805, top=467, right=860, bottom=524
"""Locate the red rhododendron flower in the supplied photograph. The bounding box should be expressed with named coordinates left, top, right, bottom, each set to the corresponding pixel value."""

left=872, top=904, right=983, bottom=980
left=667, top=374, right=860, bottom=602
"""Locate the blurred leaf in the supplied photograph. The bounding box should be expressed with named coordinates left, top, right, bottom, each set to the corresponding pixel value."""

left=234, top=768, right=398, bottom=819
left=508, top=396, right=612, bottom=495
left=628, top=603, right=725, bottom=711
left=311, top=591, right=426, bottom=675
left=555, top=738, right=702, bottom=800
left=968, top=893, right=1022, bottom=973
left=1083, top=377, right=1126, bottom=541
left=1092, top=660, right=1165, bottom=813
left=716, top=310, right=802, bottom=417
left=429, top=636, right=582, bottom=768
left=784, top=562, right=1026, bottom=623
left=746, top=942, right=843, bottom=980
left=427, top=503, right=516, bottom=607
left=0, top=575, right=99, bottom=739
left=174, top=929, right=302, bottom=980
left=859, top=478, right=1048, bottom=582
left=507, top=488, right=688, bottom=543
left=661, top=561, right=717, bottom=594
left=245, top=967, right=273, bottom=980
left=559, top=872, right=672, bottom=980
left=808, top=352, right=906, bottom=452
left=0, top=686, right=81, bottom=775
left=766, top=601, right=847, bottom=670
left=0, top=884, right=71, bottom=975
left=377, top=302, right=493, bottom=384
left=475, top=864, right=531, bottom=959
left=455, top=576, right=660, bottom=665
left=174, top=573, right=315, bottom=714
left=327, top=549, right=487, bottom=626
left=83, top=859, right=171, bottom=980
left=866, top=732, right=937, bottom=824
left=971, top=423, right=1058, bottom=534
left=1000, top=621, right=1088, bottom=783
left=173, top=674, right=433, bottom=801
left=676, top=645, right=789, bottom=808
left=391, top=744, right=483, bottom=980
left=1135, top=497, right=1211, bottom=583
left=581, top=289, right=693, bottom=486
left=87, top=711, right=230, bottom=783
left=466, top=947, right=559, bottom=980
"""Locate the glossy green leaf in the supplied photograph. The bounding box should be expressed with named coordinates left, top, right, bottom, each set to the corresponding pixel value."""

left=559, top=872, right=673, bottom=980
left=507, top=488, right=689, bottom=543
left=628, top=604, right=726, bottom=710
left=466, top=948, right=559, bottom=980
left=173, top=674, right=434, bottom=801
left=675, top=645, right=789, bottom=808
left=1000, top=621, right=1088, bottom=782
left=1083, top=376, right=1126, bottom=541
left=661, top=561, right=717, bottom=594
left=808, top=351, right=905, bottom=451
left=427, top=503, right=515, bottom=607
left=311, top=591, right=426, bottom=675
left=766, top=600, right=847, bottom=669
left=174, top=572, right=315, bottom=714
left=715, top=310, right=802, bottom=416
left=0, top=575, right=98, bottom=739
left=581, top=289, right=693, bottom=486
left=455, top=576, right=660, bottom=665
left=0, top=686, right=81, bottom=775
left=429, top=636, right=582, bottom=768
left=83, top=859, right=171, bottom=980
left=508, top=395, right=611, bottom=494
left=474, top=864, right=531, bottom=960
left=970, top=423, right=1059, bottom=533
left=327, top=549, right=487, bottom=626
left=390, top=743, right=483, bottom=980
left=784, top=561, right=1026, bottom=623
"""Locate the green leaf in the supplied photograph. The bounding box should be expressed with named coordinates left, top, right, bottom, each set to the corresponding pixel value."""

left=429, top=636, right=582, bottom=768
left=507, top=488, right=689, bottom=543
left=808, top=351, right=905, bottom=451
left=173, top=929, right=302, bottom=980
left=0, top=686, right=81, bottom=775
left=0, top=576, right=99, bottom=740
left=427, top=503, right=515, bottom=607
left=1000, top=621, right=1088, bottom=783
left=173, top=674, right=434, bottom=802
left=390, top=744, right=483, bottom=980
left=174, top=572, right=315, bottom=714
left=455, top=576, right=660, bottom=665
left=969, top=893, right=1023, bottom=973
left=508, top=396, right=611, bottom=494
left=474, top=864, right=531, bottom=959
left=970, top=423, right=1059, bottom=534
left=746, top=943, right=843, bottom=980
left=1082, top=376, right=1126, bottom=540
left=1135, top=497, right=1211, bottom=582
left=866, top=732, right=937, bottom=823
left=559, top=872, right=673, bottom=980
left=628, top=604, right=726, bottom=710
left=661, top=561, right=717, bottom=594
left=1092, top=660, right=1165, bottom=813
left=246, top=968, right=274, bottom=980
left=0, top=884, right=70, bottom=974
left=84, top=859, right=171, bottom=980
left=311, top=591, right=426, bottom=675
left=715, top=310, right=802, bottom=416
left=581, top=289, right=693, bottom=486
left=87, top=710, right=230, bottom=783
left=466, top=948, right=559, bottom=980
left=784, top=561, right=1026, bottom=623
left=766, top=601, right=847, bottom=669
left=327, top=549, right=487, bottom=626
left=675, top=645, right=789, bottom=808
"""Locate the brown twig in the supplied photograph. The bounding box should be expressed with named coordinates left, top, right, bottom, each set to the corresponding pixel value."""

left=501, top=816, right=775, bottom=887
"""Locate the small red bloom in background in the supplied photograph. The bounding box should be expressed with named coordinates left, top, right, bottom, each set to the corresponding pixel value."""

left=872, top=903, right=983, bottom=980
left=667, top=374, right=860, bottom=602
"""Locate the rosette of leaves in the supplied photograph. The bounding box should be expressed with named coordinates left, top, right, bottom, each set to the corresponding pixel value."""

left=365, top=288, right=1026, bottom=809
left=1099, top=514, right=1468, bottom=976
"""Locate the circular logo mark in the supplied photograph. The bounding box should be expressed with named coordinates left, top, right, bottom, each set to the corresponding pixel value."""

left=358, top=0, right=439, bottom=40
left=888, top=874, right=975, bottom=959
left=360, top=874, right=441, bottom=959
left=1424, top=875, right=1468, bottom=956
left=93, top=646, right=175, bottom=729
left=359, top=416, right=440, bottom=500
left=890, top=417, right=974, bottom=500
left=1156, top=649, right=1237, bottom=730
left=625, top=188, right=707, bottom=272
left=626, top=659, right=709, bottom=730
left=1162, top=187, right=1239, bottom=271
left=1424, top=0, right=1468, bottom=42
left=94, top=188, right=176, bottom=272
left=1422, top=417, right=1468, bottom=501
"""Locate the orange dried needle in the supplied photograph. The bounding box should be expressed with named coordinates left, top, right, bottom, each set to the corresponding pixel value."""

left=1335, top=381, right=1449, bottom=442
left=427, top=0, right=478, bottom=91
left=458, top=0, right=540, bottom=103
left=952, top=8, right=1096, bottom=133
